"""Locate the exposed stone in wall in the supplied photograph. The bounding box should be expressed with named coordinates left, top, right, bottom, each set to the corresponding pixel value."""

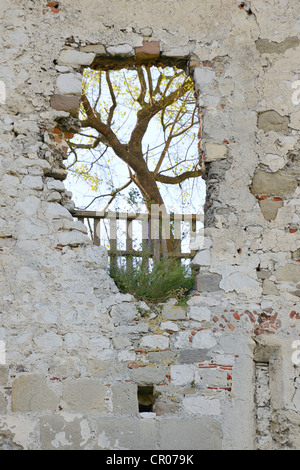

left=0, top=0, right=299, bottom=450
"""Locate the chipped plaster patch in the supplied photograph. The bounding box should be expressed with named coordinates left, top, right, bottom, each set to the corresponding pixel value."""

left=292, top=80, right=300, bottom=106
left=51, top=431, right=73, bottom=449
left=0, top=81, right=6, bottom=104
left=0, top=415, right=38, bottom=450
left=97, top=431, right=127, bottom=450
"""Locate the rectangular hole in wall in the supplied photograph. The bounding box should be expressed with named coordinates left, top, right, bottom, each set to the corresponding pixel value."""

left=138, top=385, right=155, bottom=413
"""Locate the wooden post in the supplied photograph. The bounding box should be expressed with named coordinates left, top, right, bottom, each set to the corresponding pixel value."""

left=109, top=215, right=117, bottom=272
left=94, top=218, right=100, bottom=246
left=173, top=213, right=182, bottom=263
left=126, top=218, right=133, bottom=272
left=141, top=214, right=149, bottom=270
left=191, top=214, right=197, bottom=275
left=191, top=214, right=197, bottom=257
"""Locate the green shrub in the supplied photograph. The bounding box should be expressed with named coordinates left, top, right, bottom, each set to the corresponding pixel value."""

left=110, top=257, right=195, bottom=304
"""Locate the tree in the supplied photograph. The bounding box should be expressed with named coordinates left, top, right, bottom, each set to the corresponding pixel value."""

left=66, top=64, right=205, bottom=254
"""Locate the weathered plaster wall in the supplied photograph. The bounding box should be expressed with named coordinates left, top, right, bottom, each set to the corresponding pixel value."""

left=0, top=0, right=299, bottom=450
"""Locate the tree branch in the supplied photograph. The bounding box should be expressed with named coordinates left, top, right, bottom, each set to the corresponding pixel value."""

left=154, top=169, right=203, bottom=185
left=105, top=71, right=117, bottom=126
left=81, top=93, right=129, bottom=163
left=83, top=178, right=133, bottom=210
left=136, top=66, right=147, bottom=107
left=129, top=77, right=192, bottom=156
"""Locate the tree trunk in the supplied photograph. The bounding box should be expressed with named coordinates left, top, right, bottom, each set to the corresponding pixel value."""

left=133, top=170, right=175, bottom=258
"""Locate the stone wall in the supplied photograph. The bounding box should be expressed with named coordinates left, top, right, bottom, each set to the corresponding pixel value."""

left=0, top=0, right=299, bottom=450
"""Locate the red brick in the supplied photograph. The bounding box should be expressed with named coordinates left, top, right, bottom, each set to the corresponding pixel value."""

left=47, top=2, right=59, bottom=13
left=135, top=41, right=160, bottom=60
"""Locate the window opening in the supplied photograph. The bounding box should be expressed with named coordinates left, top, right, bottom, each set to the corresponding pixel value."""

left=65, top=57, right=206, bottom=300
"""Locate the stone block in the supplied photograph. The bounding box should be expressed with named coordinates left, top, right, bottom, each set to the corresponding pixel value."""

left=106, top=44, right=134, bottom=56
left=48, top=357, right=81, bottom=379
left=21, top=175, right=43, bottom=191
left=182, top=396, right=221, bottom=416
left=56, top=73, right=82, bottom=95
left=110, top=303, right=138, bottom=323
left=95, top=417, right=156, bottom=450
left=251, top=169, right=297, bottom=197
left=57, top=230, right=91, bottom=247
left=62, top=379, right=108, bottom=413
left=292, top=249, right=300, bottom=260
left=263, top=279, right=279, bottom=296
left=171, top=364, right=196, bottom=386
left=140, top=334, right=169, bottom=350
left=57, top=49, right=96, bottom=66
left=191, top=249, right=211, bottom=266
left=290, top=110, right=300, bottom=130
left=158, top=417, right=222, bottom=450
left=259, top=199, right=283, bottom=221
left=50, top=94, right=81, bottom=116
left=86, top=359, right=111, bottom=377
left=112, top=335, right=132, bottom=349
left=140, top=27, right=153, bottom=37
left=179, top=349, right=210, bottom=364
left=79, top=44, right=106, bottom=54
left=0, top=365, right=9, bottom=386
left=154, top=401, right=178, bottom=416
left=44, top=167, right=68, bottom=181
left=188, top=306, right=211, bottom=322
left=112, top=383, right=139, bottom=414
left=14, top=120, right=39, bottom=135
left=148, top=350, right=178, bottom=365
left=195, top=367, right=230, bottom=389
left=192, top=329, right=217, bottom=349
left=256, top=268, right=271, bottom=280
left=46, top=179, right=66, bottom=192
left=161, top=304, right=186, bottom=320
left=0, top=390, right=7, bottom=412
left=262, top=153, right=286, bottom=172
left=160, top=321, right=179, bottom=332
left=274, top=264, right=300, bottom=283
left=40, top=415, right=92, bottom=450
left=220, top=272, right=260, bottom=295
left=135, top=41, right=160, bottom=60
left=11, top=374, right=59, bottom=412
left=205, top=144, right=227, bottom=162
left=129, top=366, right=167, bottom=386
left=257, top=110, right=290, bottom=132
left=195, top=273, right=222, bottom=292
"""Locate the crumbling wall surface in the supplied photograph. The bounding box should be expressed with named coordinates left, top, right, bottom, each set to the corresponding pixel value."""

left=0, top=0, right=299, bottom=450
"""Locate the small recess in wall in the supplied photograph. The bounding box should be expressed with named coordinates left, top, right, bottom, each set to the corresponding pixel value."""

left=138, top=385, right=155, bottom=413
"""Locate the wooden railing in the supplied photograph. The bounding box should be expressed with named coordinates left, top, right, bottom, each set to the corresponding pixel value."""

left=73, top=209, right=203, bottom=269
